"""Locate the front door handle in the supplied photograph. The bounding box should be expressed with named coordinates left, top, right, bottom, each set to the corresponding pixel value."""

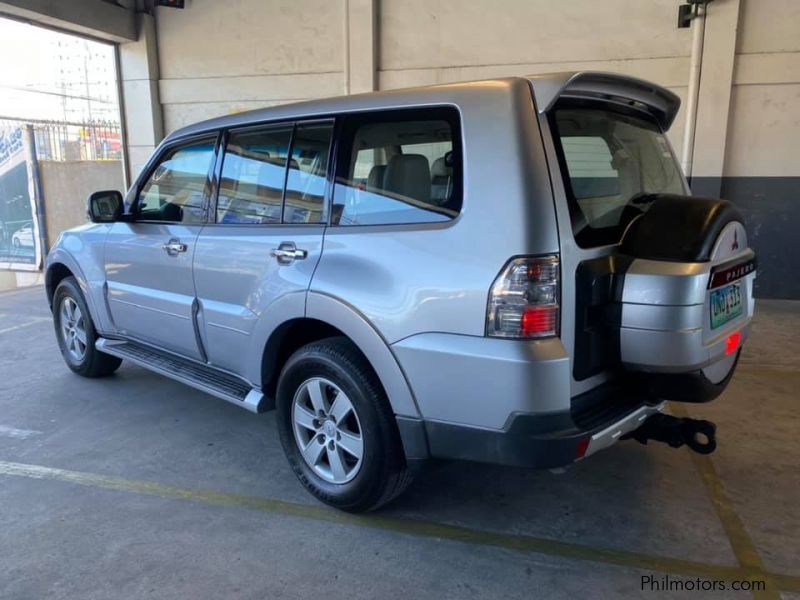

left=270, top=242, right=307, bottom=265
left=162, top=238, right=188, bottom=256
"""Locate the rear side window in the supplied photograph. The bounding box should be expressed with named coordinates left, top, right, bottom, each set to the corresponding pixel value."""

left=137, top=138, right=216, bottom=223
left=332, top=108, right=462, bottom=226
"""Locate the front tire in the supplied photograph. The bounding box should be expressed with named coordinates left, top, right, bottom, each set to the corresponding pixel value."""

left=53, top=276, right=122, bottom=378
left=276, top=337, right=412, bottom=512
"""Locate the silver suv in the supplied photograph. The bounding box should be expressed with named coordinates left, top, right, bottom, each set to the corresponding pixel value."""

left=46, top=72, right=756, bottom=511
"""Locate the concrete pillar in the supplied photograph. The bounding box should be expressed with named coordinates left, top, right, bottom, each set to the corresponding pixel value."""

left=690, top=0, right=741, bottom=197
left=345, top=0, right=377, bottom=94
left=117, top=13, right=163, bottom=184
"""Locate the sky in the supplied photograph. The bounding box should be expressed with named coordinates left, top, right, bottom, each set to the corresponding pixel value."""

left=0, top=18, right=119, bottom=124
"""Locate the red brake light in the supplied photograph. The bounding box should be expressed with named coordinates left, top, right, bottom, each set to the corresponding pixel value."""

left=521, top=305, right=558, bottom=337
left=576, top=437, right=590, bottom=459
left=725, top=331, right=741, bottom=355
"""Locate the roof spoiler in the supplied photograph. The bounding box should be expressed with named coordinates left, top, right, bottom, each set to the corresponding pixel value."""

left=528, top=71, right=681, bottom=130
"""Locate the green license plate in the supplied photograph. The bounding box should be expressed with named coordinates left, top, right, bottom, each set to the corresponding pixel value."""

left=710, top=282, right=743, bottom=330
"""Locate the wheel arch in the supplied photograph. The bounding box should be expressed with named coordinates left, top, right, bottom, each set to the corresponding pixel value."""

left=261, top=317, right=347, bottom=401
left=45, top=261, right=75, bottom=308
left=261, top=292, right=420, bottom=419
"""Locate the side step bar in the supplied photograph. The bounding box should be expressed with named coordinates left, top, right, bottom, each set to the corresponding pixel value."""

left=96, top=338, right=267, bottom=413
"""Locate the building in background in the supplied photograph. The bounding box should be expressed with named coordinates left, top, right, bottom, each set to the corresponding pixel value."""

left=0, top=18, right=118, bottom=123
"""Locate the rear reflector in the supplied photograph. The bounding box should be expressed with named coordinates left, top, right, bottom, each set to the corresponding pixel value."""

left=575, top=437, right=590, bottom=459
left=725, top=331, right=741, bottom=355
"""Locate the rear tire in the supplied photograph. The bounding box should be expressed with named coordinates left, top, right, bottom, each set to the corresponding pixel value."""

left=276, top=337, right=412, bottom=512
left=53, top=276, right=122, bottom=378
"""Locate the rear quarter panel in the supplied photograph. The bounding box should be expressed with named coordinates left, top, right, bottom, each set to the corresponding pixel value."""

left=311, top=79, right=558, bottom=344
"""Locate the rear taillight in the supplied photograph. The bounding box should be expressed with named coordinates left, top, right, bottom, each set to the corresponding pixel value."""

left=486, top=255, right=560, bottom=339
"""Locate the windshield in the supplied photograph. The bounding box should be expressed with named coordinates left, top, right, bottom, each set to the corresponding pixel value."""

left=551, top=105, right=685, bottom=247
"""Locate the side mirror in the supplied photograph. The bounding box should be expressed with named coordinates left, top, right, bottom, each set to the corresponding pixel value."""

left=87, top=190, right=124, bottom=223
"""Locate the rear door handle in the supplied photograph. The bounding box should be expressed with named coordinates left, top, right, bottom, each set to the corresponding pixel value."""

left=162, top=238, right=187, bottom=256
left=270, top=242, right=307, bottom=264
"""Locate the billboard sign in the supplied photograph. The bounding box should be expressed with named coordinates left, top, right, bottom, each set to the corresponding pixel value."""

left=0, top=124, right=42, bottom=270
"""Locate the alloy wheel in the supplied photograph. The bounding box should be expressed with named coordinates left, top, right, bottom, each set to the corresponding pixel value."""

left=291, top=377, right=364, bottom=484
left=60, top=297, right=87, bottom=361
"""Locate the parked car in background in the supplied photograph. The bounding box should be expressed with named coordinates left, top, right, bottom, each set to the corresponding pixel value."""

left=45, top=72, right=756, bottom=511
left=11, top=222, right=33, bottom=248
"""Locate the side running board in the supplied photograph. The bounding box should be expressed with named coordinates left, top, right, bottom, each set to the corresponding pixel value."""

left=96, top=338, right=267, bottom=413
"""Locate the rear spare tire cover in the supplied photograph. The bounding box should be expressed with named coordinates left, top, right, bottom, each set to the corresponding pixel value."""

left=620, top=194, right=747, bottom=403
left=621, top=194, right=744, bottom=262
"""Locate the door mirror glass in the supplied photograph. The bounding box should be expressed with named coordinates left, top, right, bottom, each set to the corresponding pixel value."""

left=87, top=190, right=124, bottom=223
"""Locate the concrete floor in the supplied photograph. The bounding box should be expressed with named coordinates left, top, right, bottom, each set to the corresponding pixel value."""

left=0, top=285, right=797, bottom=599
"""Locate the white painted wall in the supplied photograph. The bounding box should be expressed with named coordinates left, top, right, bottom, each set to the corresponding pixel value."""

left=725, top=0, right=800, bottom=177
left=150, top=0, right=798, bottom=182
left=377, top=0, right=691, bottom=158
left=156, top=0, right=344, bottom=133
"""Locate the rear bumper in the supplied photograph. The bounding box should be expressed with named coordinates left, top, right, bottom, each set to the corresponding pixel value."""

left=397, top=381, right=664, bottom=469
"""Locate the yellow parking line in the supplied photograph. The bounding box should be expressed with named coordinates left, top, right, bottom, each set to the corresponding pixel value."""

left=1, top=459, right=798, bottom=591
left=671, top=405, right=781, bottom=599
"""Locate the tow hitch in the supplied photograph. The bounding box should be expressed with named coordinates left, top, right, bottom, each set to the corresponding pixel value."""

left=622, top=413, right=717, bottom=455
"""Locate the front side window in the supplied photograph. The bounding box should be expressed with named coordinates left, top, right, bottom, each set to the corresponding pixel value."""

left=217, top=126, right=292, bottom=225
left=137, top=138, right=216, bottom=223
left=552, top=105, right=685, bottom=247
left=332, top=109, right=462, bottom=226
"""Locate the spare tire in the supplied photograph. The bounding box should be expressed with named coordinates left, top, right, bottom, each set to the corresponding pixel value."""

left=613, top=194, right=755, bottom=403
left=621, top=194, right=744, bottom=262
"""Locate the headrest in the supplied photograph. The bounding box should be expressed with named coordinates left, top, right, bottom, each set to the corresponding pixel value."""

left=367, top=165, right=387, bottom=190
left=383, top=154, right=430, bottom=202
left=431, top=157, right=452, bottom=179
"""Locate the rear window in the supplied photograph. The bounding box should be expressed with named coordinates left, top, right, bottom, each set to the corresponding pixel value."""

left=551, top=105, right=685, bottom=247
left=332, top=108, right=462, bottom=226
